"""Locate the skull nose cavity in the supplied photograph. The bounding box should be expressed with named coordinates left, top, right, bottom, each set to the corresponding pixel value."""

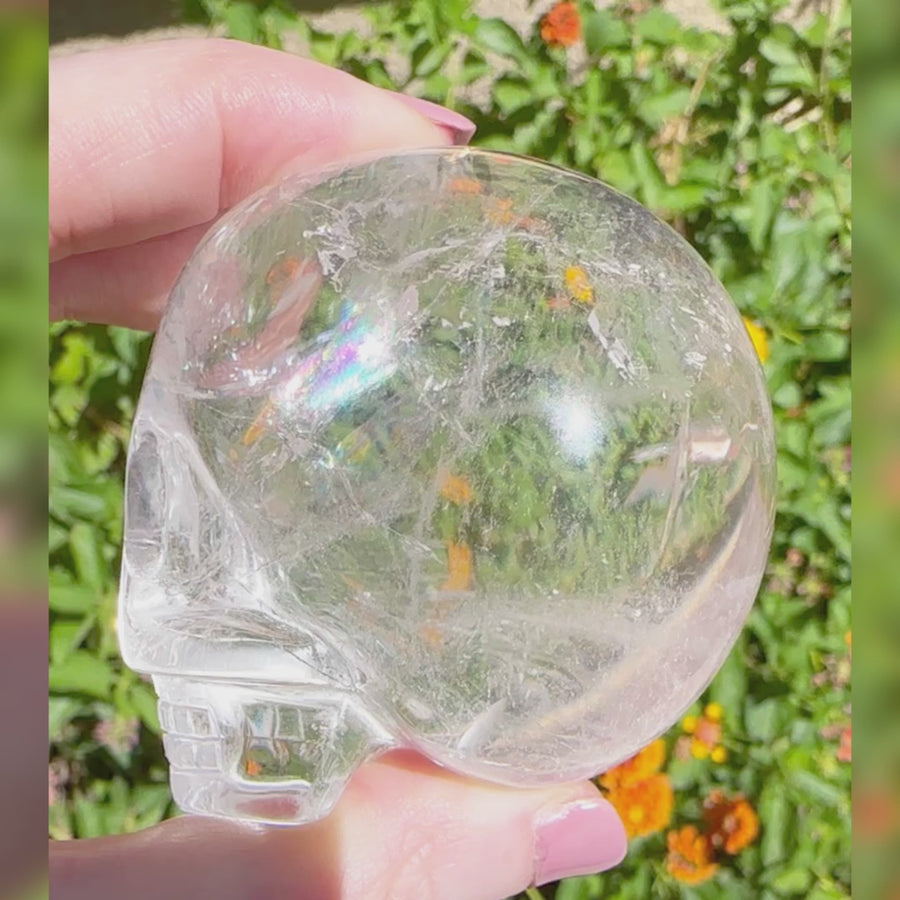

left=155, top=676, right=392, bottom=825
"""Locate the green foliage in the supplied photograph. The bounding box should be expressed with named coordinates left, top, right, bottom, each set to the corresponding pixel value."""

left=50, top=0, right=849, bottom=896
left=49, top=324, right=174, bottom=838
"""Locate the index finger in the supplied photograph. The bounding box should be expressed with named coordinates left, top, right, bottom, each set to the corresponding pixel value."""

left=49, top=39, right=474, bottom=326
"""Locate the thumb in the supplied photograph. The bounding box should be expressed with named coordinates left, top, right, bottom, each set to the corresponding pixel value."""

left=335, top=750, right=626, bottom=898
left=50, top=750, right=627, bottom=900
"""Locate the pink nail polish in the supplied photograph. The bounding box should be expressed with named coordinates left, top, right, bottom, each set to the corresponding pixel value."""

left=533, top=798, right=628, bottom=887
left=387, top=92, right=477, bottom=145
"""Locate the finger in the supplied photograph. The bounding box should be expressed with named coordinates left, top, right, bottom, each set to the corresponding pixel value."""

left=49, top=39, right=475, bottom=323
left=49, top=223, right=211, bottom=331
left=49, top=751, right=626, bottom=900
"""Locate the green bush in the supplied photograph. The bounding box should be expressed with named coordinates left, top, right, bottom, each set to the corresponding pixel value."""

left=49, top=0, right=850, bottom=896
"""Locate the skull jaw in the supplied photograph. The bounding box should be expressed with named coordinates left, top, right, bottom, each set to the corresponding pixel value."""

left=154, top=674, right=393, bottom=825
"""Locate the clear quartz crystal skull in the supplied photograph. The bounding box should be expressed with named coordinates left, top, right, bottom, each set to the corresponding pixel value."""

left=119, top=148, right=775, bottom=825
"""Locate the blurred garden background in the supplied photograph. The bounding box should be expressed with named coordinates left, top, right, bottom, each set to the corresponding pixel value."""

left=49, top=0, right=851, bottom=897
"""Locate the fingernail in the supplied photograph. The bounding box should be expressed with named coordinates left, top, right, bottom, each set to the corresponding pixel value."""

left=387, top=92, right=476, bottom=145
left=532, top=798, right=628, bottom=886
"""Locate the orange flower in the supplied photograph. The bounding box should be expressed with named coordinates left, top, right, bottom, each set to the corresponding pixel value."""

left=703, top=790, right=759, bottom=855
left=441, top=541, right=473, bottom=591
left=447, top=177, right=484, bottom=195
left=564, top=265, right=593, bottom=303
left=606, top=773, right=674, bottom=838
left=242, top=399, right=274, bottom=447
left=439, top=473, right=474, bottom=505
left=265, top=255, right=301, bottom=291
left=485, top=196, right=515, bottom=226
left=599, top=739, right=666, bottom=789
left=420, top=624, right=444, bottom=647
left=545, top=294, right=571, bottom=311
left=742, top=316, right=769, bottom=363
left=540, top=1, right=581, bottom=47
left=666, top=825, right=719, bottom=884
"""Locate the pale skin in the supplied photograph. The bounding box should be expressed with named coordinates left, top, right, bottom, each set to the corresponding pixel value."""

left=49, top=39, right=627, bottom=900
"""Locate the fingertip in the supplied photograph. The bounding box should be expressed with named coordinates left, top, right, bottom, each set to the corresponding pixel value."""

left=381, top=92, right=477, bottom=145
left=532, top=796, right=628, bottom=887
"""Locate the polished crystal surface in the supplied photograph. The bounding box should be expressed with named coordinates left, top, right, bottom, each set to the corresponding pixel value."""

left=119, top=148, right=775, bottom=824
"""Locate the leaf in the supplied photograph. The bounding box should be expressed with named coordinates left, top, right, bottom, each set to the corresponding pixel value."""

left=49, top=521, right=68, bottom=554
left=458, top=50, right=491, bottom=85
left=633, top=8, right=683, bottom=45
left=73, top=791, right=106, bottom=838
left=768, top=866, right=813, bottom=894
left=129, top=682, right=162, bottom=735
left=581, top=9, right=630, bottom=55
left=747, top=179, right=778, bottom=252
left=48, top=570, right=100, bottom=615
left=130, top=784, right=173, bottom=830
left=745, top=697, right=787, bottom=742
left=49, top=697, right=82, bottom=742
left=49, top=651, right=113, bottom=700
left=307, top=29, right=338, bottom=67
left=771, top=381, right=803, bottom=409
left=223, top=1, right=261, bottom=42
left=804, top=331, right=849, bottom=362
left=473, top=17, right=526, bottom=60
left=659, top=183, right=709, bottom=213
left=637, top=86, right=692, bottom=127
left=492, top=77, right=536, bottom=115
left=50, top=619, right=93, bottom=664
left=759, top=35, right=801, bottom=69
left=412, top=40, right=451, bottom=78
left=629, top=142, right=665, bottom=209
left=50, top=332, right=90, bottom=385
left=51, top=483, right=113, bottom=523
left=68, top=521, right=106, bottom=591
left=556, top=874, right=604, bottom=900
left=789, top=770, right=846, bottom=809
left=758, top=778, right=793, bottom=865
left=709, top=640, right=749, bottom=726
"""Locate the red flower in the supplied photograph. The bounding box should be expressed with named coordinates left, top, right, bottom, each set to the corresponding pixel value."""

left=703, top=790, right=759, bottom=855
left=540, top=2, right=581, bottom=47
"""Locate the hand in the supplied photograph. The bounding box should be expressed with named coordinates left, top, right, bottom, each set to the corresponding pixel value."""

left=48, top=38, right=627, bottom=900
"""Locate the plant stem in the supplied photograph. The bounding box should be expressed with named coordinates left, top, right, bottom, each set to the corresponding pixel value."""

left=524, top=887, right=547, bottom=900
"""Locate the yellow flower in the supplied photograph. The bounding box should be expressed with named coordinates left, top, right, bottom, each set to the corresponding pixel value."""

left=666, top=825, right=719, bottom=884
left=742, top=316, right=769, bottom=363
left=564, top=265, right=593, bottom=303
left=704, top=703, right=723, bottom=722
left=681, top=714, right=698, bottom=734
left=690, top=739, right=711, bottom=760
left=710, top=745, right=728, bottom=764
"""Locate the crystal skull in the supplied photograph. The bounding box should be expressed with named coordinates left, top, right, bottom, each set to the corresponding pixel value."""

left=119, top=148, right=775, bottom=825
